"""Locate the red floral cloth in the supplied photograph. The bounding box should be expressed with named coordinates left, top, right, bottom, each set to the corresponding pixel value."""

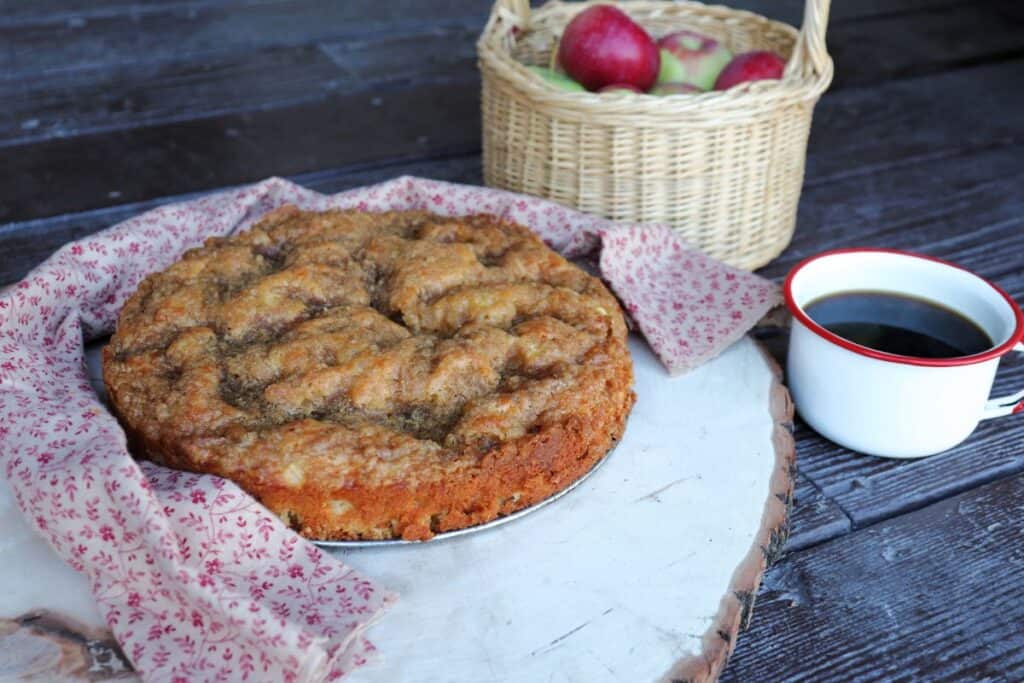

left=0, top=176, right=778, bottom=682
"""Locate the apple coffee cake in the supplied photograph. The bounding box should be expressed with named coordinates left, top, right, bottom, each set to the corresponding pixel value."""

left=103, top=206, right=635, bottom=540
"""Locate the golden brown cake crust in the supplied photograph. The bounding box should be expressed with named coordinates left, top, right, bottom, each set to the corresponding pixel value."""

left=103, top=206, right=635, bottom=540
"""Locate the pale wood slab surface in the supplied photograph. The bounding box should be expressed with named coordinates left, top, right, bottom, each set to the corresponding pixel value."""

left=3, top=0, right=1024, bottom=679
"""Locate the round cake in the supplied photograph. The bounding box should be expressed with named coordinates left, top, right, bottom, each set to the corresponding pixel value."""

left=103, top=206, right=635, bottom=541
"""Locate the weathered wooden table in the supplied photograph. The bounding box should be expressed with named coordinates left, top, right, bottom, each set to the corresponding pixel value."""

left=3, top=1, right=1023, bottom=679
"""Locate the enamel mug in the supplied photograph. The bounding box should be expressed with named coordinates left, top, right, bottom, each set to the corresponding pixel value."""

left=784, top=248, right=1024, bottom=458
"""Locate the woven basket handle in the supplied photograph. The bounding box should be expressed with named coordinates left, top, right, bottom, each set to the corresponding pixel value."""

left=486, top=0, right=532, bottom=34
left=485, top=0, right=832, bottom=80
left=786, top=0, right=832, bottom=78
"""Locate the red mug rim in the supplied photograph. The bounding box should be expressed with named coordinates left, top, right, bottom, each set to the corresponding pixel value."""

left=783, top=248, right=1024, bottom=367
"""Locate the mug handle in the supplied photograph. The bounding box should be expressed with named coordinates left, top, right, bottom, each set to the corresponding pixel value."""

left=982, top=342, right=1024, bottom=419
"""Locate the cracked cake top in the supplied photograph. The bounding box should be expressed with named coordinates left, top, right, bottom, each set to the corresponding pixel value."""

left=103, top=206, right=634, bottom=540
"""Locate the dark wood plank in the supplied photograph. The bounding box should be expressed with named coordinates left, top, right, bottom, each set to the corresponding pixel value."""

left=0, top=1, right=489, bottom=77
left=722, top=473, right=1024, bottom=682
left=298, top=154, right=483, bottom=194
left=2, top=45, right=347, bottom=146
left=11, top=28, right=1024, bottom=164
left=792, top=355, right=1024, bottom=528
left=0, top=154, right=482, bottom=285
left=13, top=107, right=1018, bottom=278
left=763, top=142, right=1024, bottom=281
left=787, top=472, right=851, bottom=552
left=8, top=64, right=1021, bottom=280
left=3, top=0, right=1024, bottom=224
left=7, top=3, right=1021, bottom=149
left=1, top=24, right=479, bottom=147
left=0, top=77, right=481, bottom=223
left=6, top=0, right=1016, bottom=82
left=0, top=0, right=234, bottom=25
left=5, top=74, right=1024, bottom=289
left=826, top=0, right=1024, bottom=88
left=751, top=140, right=1024, bottom=526
left=0, top=0, right=975, bottom=29
left=804, top=58, right=1024, bottom=185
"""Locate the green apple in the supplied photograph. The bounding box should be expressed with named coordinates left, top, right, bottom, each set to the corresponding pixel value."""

left=656, top=31, right=732, bottom=91
left=527, top=66, right=586, bottom=93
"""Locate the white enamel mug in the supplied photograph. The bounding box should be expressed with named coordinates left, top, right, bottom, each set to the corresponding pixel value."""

left=784, top=248, right=1024, bottom=458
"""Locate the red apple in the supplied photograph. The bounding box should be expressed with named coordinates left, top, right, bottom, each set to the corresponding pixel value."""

left=649, top=82, right=703, bottom=95
left=656, top=31, right=732, bottom=91
left=557, top=5, right=660, bottom=92
left=714, top=50, right=786, bottom=90
left=599, top=83, right=643, bottom=93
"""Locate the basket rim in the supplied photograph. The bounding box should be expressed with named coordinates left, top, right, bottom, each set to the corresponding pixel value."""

left=477, top=0, right=833, bottom=116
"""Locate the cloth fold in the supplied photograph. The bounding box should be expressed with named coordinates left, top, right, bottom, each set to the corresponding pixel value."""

left=0, top=176, right=778, bottom=682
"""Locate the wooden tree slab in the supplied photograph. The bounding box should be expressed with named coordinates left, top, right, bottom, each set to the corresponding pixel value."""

left=3, top=335, right=793, bottom=682
left=0, top=479, right=135, bottom=681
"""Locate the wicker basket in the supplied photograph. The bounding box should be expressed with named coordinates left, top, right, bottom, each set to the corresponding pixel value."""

left=478, top=0, right=833, bottom=270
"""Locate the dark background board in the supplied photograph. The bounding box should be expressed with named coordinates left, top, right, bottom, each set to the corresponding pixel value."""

left=723, top=475, right=1024, bottom=682
left=2, top=0, right=1024, bottom=680
left=3, top=0, right=1023, bottom=224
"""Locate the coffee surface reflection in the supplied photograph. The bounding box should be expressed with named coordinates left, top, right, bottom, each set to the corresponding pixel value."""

left=804, top=290, right=993, bottom=359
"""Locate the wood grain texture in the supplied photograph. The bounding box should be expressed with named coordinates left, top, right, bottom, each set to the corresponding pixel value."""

left=1, top=78, right=480, bottom=222
left=4, top=0, right=1012, bottom=80
left=0, top=0, right=977, bottom=30
left=721, top=474, right=1024, bottom=682
left=761, top=143, right=1024, bottom=280
left=3, top=0, right=1024, bottom=224
left=0, top=610, right=135, bottom=681
left=0, top=1, right=488, bottom=76
left=754, top=141, right=1024, bottom=528
left=0, top=155, right=482, bottom=285
left=1, top=26, right=480, bottom=148
left=787, top=472, right=850, bottom=552
left=5, top=60, right=1024, bottom=280
left=825, top=0, right=1024, bottom=88
left=803, top=58, right=1024, bottom=184
left=794, top=359, right=1024, bottom=528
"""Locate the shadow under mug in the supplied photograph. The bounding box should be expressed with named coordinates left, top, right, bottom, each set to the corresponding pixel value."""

left=784, top=248, right=1024, bottom=458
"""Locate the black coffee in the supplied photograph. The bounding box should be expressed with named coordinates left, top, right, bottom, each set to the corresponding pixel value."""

left=804, top=290, right=993, bottom=359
